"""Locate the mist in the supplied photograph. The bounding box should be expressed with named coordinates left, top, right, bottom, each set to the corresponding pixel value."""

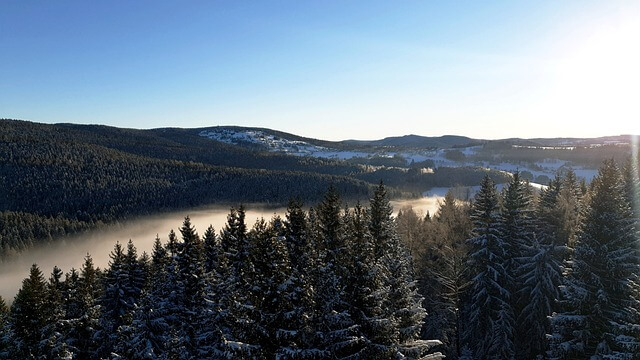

left=0, top=205, right=286, bottom=302
left=0, top=195, right=445, bottom=302
left=390, top=195, right=445, bottom=218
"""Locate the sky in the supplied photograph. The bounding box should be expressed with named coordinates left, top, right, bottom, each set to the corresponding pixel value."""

left=1, top=1, right=639, bottom=140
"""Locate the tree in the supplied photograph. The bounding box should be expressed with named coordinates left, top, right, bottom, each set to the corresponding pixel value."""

left=61, top=255, right=101, bottom=359
left=10, top=264, right=49, bottom=357
left=370, top=183, right=443, bottom=359
left=516, top=237, right=564, bottom=358
left=465, top=175, right=515, bottom=359
left=418, top=190, right=472, bottom=358
left=40, top=266, right=70, bottom=358
left=550, top=160, right=640, bottom=358
left=0, top=295, right=17, bottom=359
left=346, top=203, right=397, bottom=358
left=202, top=224, right=220, bottom=274
left=500, top=172, right=536, bottom=356
left=312, top=188, right=364, bottom=358
left=97, top=241, right=138, bottom=356
left=217, top=207, right=261, bottom=357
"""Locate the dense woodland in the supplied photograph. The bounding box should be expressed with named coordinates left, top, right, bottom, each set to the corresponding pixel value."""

left=2, top=155, right=639, bottom=359
left=0, top=119, right=507, bottom=258
left=0, top=185, right=444, bottom=359
left=397, top=159, right=640, bottom=359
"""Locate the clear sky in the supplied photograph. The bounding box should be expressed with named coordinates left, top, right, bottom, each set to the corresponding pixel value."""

left=1, top=1, right=639, bottom=140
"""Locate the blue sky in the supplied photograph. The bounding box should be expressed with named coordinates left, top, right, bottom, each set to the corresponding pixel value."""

left=1, top=1, right=639, bottom=140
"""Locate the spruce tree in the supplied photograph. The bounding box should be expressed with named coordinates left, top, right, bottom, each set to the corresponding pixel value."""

left=422, top=190, right=471, bottom=358
left=0, top=295, right=18, bottom=359
left=313, top=187, right=364, bottom=358
left=218, top=207, right=260, bottom=357
left=516, top=235, right=564, bottom=358
left=97, top=241, right=142, bottom=356
left=60, top=256, right=100, bottom=360
left=10, top=264, right=49, bottom=357
left=465, top=175, right=515, bottom=359
left=346, top=203, right=397, bottom=359
left=370, top=183, right=443, bottom=359
left=501, top=172, right=537, bottom=356
left=203, top=224, right=220, bottom=274
left=550, top=160, right=640, bottom=358
left=40, top=266, right=70, bottom=358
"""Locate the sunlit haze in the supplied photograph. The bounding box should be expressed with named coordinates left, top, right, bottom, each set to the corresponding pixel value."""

left=1, top=0, right=639, bottom=139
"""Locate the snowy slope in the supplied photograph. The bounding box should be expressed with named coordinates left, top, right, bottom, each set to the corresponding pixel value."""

left=199, top=128, right=599, bottom=182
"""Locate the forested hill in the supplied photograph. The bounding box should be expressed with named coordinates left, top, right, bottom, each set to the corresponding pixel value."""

left=0, top=119, right=372, bottom=256
left=0, top=119, right=511, bottom=257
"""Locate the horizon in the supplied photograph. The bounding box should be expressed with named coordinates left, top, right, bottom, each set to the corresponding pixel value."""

left=2, top=1, right=639, bottom=140
left=4, top=117, right=639, bottom=142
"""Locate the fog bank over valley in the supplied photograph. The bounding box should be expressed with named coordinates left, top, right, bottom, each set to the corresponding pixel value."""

left=0, top=205, right=285, bottom=301
left=0, top=194, right=447, bottom=301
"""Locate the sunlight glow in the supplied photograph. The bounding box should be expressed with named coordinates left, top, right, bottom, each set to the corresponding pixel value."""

left=548, top=14, right=640, bottom=133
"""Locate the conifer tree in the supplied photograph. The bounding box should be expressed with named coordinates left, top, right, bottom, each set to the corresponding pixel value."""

left=40, top=266, right=70, bottom=358
left=346, top=203, right=397, bottom=359
left=313, top=187, right=364, bottom=358
left=10, top=264, right=49, bottom=357
left=203, top=224, right=220, bottom=274
left=550, top=160, right=640, bottom=358
left=501, top=171, right=534, bottom=276
left=60, top=256, right=100, bottom=360
left=125, top=240, right=146, bottom=308
left=218, top=207, right=261, bottom=357
left=516, top=236, right=564, bottom=358
left=97, top=241, right=143, bottom=356
left=370, top=183, right=443, bottom=359
left=0, top=295, right=18, bottom=359
left=500, top=172, right=537, bottom=356
left=465, top=175, right=515, bottom=359
left=148, top=235, right=164, bottom=271
left=422, top=190, right=471, bottom=358
left=284, top=198, right=312, bottom=272
left=115, top=291, right=171, bottom=359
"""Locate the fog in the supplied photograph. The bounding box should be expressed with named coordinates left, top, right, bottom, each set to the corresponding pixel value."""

left=0, top=205, right=286, bottom=302
left=390, top=194, right=445, bottom=218
left=0, top=195, right=445, bottom=302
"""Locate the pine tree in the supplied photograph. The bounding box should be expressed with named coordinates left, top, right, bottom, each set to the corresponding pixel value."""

left=501, top=172, right=534, bottom=276
left=537, top=175, right=563, bottom=247
left=97, top=241, right=137, bottom=356
left=218, top=207, right=261, bottom=357
left=550, top=160, right=640, bottom=358
left=10, top=264, right=49, bottom=357
left=125, top=240, right=146, bottom=308
left=0, top=295, right=18, bottom=359
left=60, top=256, right=101, bottom=360
left=516, top=235, right=564, bottom=358
left=40, top=266, right=71, bottom=359
left=203, top=224, right=221, bottom=274
left=346, top=203, right=396, bottom=359
left=421, top=190, right=471, bottom=358
left=166, top=229, right=179, bottom=257
left=313, top=187, right=364, bottom=358
left=370, top=183, right=443, bottom=359
left=465, top=175, right=515, bottom=359
left=115, top=290, right=171, bottom=359
left=501, top=172, right=537, bottom=357
left=284, top=198, right=312, bottom=272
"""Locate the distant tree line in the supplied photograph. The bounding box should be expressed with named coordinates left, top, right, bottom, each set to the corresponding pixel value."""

left=398, top=159, right=640, bottom=359
left=0, top=185, right=444, bottom=359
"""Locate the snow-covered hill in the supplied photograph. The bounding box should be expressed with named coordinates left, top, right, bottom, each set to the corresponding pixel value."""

left=199, top=128, right=601, bottom=182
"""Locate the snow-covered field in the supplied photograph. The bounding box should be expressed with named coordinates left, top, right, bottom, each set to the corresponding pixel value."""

left=199, top=129, right=599, bottom=181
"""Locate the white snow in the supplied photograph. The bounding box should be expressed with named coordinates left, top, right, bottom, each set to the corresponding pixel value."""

left=199, top=129, right=599, bottom=182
